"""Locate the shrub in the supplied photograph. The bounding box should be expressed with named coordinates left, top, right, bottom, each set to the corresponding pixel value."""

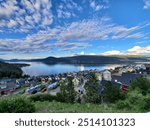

left=130, top=77, right=150, bottom=95
left=126, top=90, right=143, bottom=105
left=117, top=90, right=150, bottom=112
left=56, top=93, right=65, bottom=102
left=140, top=95, right=150, bottom=111
left=29, top=93, right=57, bottom=102
left=0, top=97, right=35, bottom=113
left=116, top=100, right=131, bottom=109
left=29, top=93, right=76, bottom=103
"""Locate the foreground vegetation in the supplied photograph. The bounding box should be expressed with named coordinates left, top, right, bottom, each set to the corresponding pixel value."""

left=0, top=94, right=148, bottom=113
left=0, top=96, right=35, bottom=113
left=34, top=101, right=140, bottom=113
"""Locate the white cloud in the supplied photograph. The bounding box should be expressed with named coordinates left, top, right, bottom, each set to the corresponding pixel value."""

left=111, top=26, right=141, bottom=39
left=126, top=33, right=144, bottom=38
left=80, top=51, right=85, bottom=55
left=7, top=20, right=18, bottom=28
left=0, top=27, right=91, bottom=54
left=59, top=18, right=143, bottom=41
left=89, top=53, right=96, bottom=55
left=90, top=0, right=102, bottom=11
left=0, top=16, right=145, bottom=54
left=128, top=46, right=141, bottom=52
left=90, top=0, right=109, bottom=11
left=56, top=0, right=81, bottom=19
left=101, top=45, right=150, bottom=56
left=0, top=0, right=53, bottom=32
left=127, top=46, right=150, bottom=55
left=0, top=0, right=18, bottom=17
left=144, top=0, right=150, bottom=9
left=101, top=50, right=122, bottom=56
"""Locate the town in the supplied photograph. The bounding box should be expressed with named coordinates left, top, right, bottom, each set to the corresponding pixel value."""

left=0, top=63, right=150, bottom=97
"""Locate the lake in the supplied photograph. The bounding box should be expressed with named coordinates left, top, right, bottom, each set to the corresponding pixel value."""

left=20, top=62, right=124, bottom=76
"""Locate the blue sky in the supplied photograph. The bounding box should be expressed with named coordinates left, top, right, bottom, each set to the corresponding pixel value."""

left=0, top=0, right=150, bottom=59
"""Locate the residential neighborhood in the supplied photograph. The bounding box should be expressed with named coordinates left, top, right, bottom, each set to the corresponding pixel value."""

left=0, top=63, right=150, bottom=97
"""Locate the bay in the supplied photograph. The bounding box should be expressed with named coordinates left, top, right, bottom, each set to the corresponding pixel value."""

left=20, top=62, right=124, bottom=76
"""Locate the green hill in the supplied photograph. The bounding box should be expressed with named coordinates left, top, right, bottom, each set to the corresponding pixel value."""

left=0, top=61, right=24, bottom=78
left=32, top=55, right=150, bottom=64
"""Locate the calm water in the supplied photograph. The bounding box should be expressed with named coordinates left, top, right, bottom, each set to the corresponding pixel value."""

left=20, top=62, right=124, bottom=76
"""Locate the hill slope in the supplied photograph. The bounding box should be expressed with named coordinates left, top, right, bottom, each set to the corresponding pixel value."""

left=0, top=61, right=27, bottom=78
left=32, top=55, right=150, bottom=64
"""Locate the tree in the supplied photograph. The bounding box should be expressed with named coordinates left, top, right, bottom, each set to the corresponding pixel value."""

left=103, top=82, right=125, bottom=103
left=0, top=62, right=23, bottom=78
left=84, top=73, right=101, bottom=104
left=130, top=77, right=150, bottom=96
left=58, top=77, right=77, bottom=103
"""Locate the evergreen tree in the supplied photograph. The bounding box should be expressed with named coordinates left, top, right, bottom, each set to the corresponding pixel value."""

left=84, top=73, right=101, bottom=103
left=58, top=77, right=77, bottom=103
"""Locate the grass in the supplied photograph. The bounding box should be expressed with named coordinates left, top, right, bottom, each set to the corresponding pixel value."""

left=34, top=101, right=139, bottom=113
left=0, top=95, right=144, bottom=113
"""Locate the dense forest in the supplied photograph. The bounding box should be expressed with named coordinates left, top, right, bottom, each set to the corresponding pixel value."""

left=0, top=61, right=25, bottom=78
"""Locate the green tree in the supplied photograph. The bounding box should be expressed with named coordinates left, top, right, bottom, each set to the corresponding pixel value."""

left=84, top=73, right=101, bottom=104
left=103, top=82, right=125, bottom=103
left=130, top=77, right=150, bottom=95
left=58, top=77, right=77, bottom=103
left=0, top=61, right=23, bottom=78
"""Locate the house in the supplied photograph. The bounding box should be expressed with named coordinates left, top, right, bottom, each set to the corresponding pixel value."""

left=103, top=70, right=111, bottom=81
left=100, top=80, right=128, bottom=93
left=112, top=73, right=142, bottom=86
left=135, top=64, right=146, bottom=70
left=41, top=78, right=47, bottom=83
left=0, top=82, right=17, bottom=95
left=145, top=64, right=150, bottom=74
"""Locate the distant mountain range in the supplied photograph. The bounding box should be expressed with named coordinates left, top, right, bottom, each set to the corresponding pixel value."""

left=3, top=55, right=150, bottom=65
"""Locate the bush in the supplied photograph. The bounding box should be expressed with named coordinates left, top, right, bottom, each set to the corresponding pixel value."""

left=116, top=100, right=131, bottom=109
left=0, top=97, right=35, bottom=113
left=116, top=90, right=150, bottom=112
left=131, top=77, right=150, bottom=95
left=29, top=93, right=57, bottom=102
left=56, top=93, right=65, bottom=102
left=127, top=90, right=143, bottom=105
left=141, top=95, right=150, bottom=111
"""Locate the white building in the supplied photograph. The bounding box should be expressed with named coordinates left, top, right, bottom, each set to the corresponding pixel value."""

left=103, top=70, right=112, bottom=81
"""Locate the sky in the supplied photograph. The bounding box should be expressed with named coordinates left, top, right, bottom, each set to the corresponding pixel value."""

left=0, top=0, right=150, bottom=59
